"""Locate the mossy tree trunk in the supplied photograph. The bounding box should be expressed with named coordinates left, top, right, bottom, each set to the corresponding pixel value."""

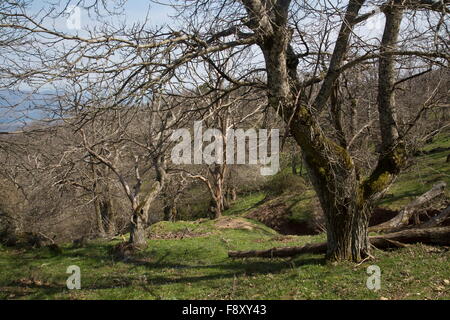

left=241, top=0, right=407, bottom=261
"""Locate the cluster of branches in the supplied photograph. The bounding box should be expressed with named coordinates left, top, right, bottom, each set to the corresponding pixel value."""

left=0, top=0, right=448, bottom=258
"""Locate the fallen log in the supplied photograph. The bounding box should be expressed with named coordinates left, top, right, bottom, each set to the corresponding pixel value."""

left=369, top=181, right=447, bottom=233
left=370, top=226, right=450, bottom=247
left=228, top=226, right=450, bottom=258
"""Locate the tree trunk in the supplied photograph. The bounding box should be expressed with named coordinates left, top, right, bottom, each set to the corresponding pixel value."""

left=128, top=157, right=166, bottom=248
left=95, top=196, right=116, bottom=237
left=326, top=207, right=370, bottom=262
left=242, top=0, right=407, bottom=262
left=377, top=5, right=402, bottom=149
left=209, top=164, right=226, bottom=219
left=315, top=178, right=371, bottom=261
left=91, top=162, right=116, bottom=237
left=298, top=154, right=303, bottom=177
left=291, top=150, right=298, bottom=175
left=129, top=208, right=147, bottom=248
left=102, top=198, right=116, bottom=236
left=164, top=204, right=177, bottom=222
left=94, top=198, right=106, bottom=237
left=350, top=98, right=358, bottom=138
left=209, top=197, right=222, bottom=219
left=164, top=205, right=172, bottom=221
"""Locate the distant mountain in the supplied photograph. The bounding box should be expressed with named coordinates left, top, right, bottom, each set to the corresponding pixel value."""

left=0, top=89, right=55, bottom=131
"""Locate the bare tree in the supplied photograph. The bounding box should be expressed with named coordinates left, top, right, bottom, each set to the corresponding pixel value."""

left=0, top=0, right=448, bottom=260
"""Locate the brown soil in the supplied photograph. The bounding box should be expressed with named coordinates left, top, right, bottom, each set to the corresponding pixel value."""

left=214, top=216, right=260, bottom=231
left=245, top=197, right=319, bottom=235
left=149, top=230, right=213, bottom=240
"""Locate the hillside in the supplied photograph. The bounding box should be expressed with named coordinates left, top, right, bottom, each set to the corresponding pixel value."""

left=0, top=134, right=449, bottom=300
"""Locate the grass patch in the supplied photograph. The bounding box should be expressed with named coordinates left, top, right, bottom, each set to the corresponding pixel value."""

left=288, top=190, right=317, bottom=223
left=378, top=133, right=450, bottom=210
left=223, top=192, right=266, bottom=216
left=1, top=227, right=448, bottom=299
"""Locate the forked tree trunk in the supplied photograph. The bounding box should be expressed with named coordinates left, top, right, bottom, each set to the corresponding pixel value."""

left=241, top=0, right=412, bottom=262
left=128, top=157, right=166, bottom=249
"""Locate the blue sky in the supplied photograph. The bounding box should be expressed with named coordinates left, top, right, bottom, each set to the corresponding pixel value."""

left=29, top=0, right=175, bottom=31
left=0, top=1, right=389, bottom=130
left=1, top=2, right=176, bottom=130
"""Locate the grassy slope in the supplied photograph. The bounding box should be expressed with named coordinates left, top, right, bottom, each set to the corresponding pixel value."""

left=1, top=222, right=449, bottom=300
left=378, top=134, right=450, bottom=209
left=249, top=133, right=450, bottom=222
left=0, top=134, right=449, bottom=300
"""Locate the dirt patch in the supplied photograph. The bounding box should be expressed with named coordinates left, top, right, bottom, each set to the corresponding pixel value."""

left=149, top=229, right=214, bottom=240
left=245, top=198, right=319, bottom=235
left=214, top=217, right=260, bottom=231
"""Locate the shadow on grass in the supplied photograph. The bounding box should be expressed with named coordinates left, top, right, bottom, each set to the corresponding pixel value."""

left=2, top=239, right=325, bottom=295
left=56, top=248, right=324, bottom=290
left=2, top=282, right=64, bottom=299
left=117, top=255, right=325, bottom=286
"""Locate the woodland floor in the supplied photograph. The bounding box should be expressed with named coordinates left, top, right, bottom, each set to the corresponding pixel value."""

left=0, top=134, right=449, bottom=300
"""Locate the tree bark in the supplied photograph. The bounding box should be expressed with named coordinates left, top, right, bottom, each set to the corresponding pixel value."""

left=129, top=208, right=147, bottom=248
left=240, top=0, right=412, bottom=262
left=94, top=197, right=106, bottom=237
left=253, top=0, right=370, bottom=262
left=318, top=181, right=371, bottom=261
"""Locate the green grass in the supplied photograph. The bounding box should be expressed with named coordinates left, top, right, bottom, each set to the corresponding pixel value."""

left=223, top=192, right=266, bottom=216
left=0, top=221, right=448, bottom=300
left=378, top=134, right=450, bottom=209
left=1, top=134, right=449, bottom=300
left=288, top=190, right=317, bottom=223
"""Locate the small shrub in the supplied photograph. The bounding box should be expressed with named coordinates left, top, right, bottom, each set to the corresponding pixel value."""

left=264, top=170, right=307, bottom=196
